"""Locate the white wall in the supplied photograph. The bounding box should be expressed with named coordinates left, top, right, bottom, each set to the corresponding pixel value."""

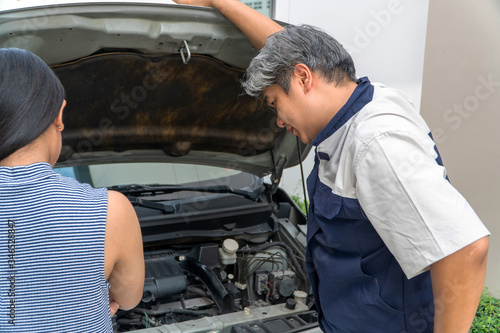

left=420, top=0, right=500, bottom=296
left=276, top=0, right=430, bottom=198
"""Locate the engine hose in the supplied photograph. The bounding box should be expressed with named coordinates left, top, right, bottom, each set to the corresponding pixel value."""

left=187, top=286, right=208, bottom=297
left=179, top=256, right=235, bottom=315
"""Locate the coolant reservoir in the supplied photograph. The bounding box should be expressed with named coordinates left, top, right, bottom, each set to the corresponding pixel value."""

left=219, top=238, right=239, bottom=265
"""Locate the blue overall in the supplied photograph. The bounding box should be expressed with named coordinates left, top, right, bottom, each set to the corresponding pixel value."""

left=305, top=78, right=434, bottom=333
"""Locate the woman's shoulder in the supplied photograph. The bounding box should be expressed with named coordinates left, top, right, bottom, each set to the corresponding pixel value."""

left=53, top=171, right=108, bottom=198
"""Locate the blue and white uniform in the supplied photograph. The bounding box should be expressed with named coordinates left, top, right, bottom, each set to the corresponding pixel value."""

left=306, top=77, right=490, bottom=333
left=0, top=162, right=112, bottom=332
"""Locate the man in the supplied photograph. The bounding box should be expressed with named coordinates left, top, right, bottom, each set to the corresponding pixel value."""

left=173, top=1, right=490, bottom=332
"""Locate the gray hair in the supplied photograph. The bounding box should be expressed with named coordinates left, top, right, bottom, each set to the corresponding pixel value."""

left=242, top=24, right=356, bottom=98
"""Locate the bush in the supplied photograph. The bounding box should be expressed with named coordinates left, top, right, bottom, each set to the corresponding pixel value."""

left=291, top=195, right=307, bottom=214
left=471, top=287, right=500, bottom=332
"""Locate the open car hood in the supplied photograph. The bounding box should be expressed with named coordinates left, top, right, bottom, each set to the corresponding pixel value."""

left=0, top=2, right=310, bottom=178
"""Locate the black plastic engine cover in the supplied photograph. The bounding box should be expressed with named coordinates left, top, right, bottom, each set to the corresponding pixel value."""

left=142, top=254, right=187, bottom=303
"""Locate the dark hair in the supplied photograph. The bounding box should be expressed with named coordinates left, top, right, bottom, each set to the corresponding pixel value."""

left=0, top=48, right=65, bottom=161
left=243, top=24, right=357, bottom=97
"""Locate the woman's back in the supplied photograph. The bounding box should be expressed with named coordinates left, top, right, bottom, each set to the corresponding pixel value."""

left=0, top=162, right=113, bottom=332
left=0, top=47, right=143, bottom=331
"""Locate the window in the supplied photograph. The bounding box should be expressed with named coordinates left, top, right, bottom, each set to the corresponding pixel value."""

left=240, top=0, right=274, bottom=18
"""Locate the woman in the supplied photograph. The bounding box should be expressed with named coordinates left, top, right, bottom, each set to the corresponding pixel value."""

left=0, top=48, right=144, bottom=332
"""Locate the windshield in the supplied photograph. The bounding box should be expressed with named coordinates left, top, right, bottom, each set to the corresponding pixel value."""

left=55, top=162, right=262, bottom=190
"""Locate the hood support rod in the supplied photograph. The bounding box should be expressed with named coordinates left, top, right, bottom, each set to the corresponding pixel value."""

left=297, top=137, right=309, bottom=217
left=270, top=152, right=287, bottom=195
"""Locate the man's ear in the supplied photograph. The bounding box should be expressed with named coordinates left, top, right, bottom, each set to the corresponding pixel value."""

left=293, top=64, right=313, bottom=93
left=53, top=100, right=66, bottom=129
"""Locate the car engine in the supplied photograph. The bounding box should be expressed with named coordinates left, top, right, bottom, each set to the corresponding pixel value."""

left=112, top=181, right=318, bottom=333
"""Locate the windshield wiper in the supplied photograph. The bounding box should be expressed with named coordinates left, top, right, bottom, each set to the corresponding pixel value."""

left=108, top=184, right=261, bottom=201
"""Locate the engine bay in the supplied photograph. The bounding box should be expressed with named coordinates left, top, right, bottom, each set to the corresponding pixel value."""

left=113, top=183, right=317, bottom=333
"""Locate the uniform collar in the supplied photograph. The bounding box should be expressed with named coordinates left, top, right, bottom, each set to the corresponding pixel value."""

left=311, top=76, right=374, bottom=146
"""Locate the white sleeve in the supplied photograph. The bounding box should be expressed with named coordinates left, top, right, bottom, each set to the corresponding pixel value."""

left=354, top=130, right=490, bottom=279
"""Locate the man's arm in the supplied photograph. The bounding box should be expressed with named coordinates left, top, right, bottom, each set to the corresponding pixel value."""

left=354, top=128, right=490, bottom=332
left=172, top=0, right=284, bottom=49
left=430, top=236, right=489, bottom=333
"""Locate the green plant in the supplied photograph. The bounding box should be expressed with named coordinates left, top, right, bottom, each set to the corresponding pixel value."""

left=291, top=194, right=307, bottom=214
left=471, top=287, right=500, bottom=332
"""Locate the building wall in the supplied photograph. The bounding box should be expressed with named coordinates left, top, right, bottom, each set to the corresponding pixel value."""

left=421, top=0, right=500, bottom=295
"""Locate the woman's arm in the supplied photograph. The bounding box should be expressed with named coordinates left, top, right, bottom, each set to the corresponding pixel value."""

left=172, top=0, right=284, bottom=49
left=105, top=190, right=145, bottom=312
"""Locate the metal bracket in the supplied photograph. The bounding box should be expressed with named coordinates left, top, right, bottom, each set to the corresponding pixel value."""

left=179, top=40, right=191, bottom=65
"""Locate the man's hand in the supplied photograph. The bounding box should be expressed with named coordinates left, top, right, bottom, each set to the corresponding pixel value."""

left=173, top=0, right=283, bottom=50
left=430, top=236, right=489, bottom=333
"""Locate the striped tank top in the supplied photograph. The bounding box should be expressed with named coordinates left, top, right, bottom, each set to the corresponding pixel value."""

left=0, top=162, right=112, bottom=332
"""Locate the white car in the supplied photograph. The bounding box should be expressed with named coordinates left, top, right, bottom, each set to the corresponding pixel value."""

left=0, top=2, right=321, bottom=332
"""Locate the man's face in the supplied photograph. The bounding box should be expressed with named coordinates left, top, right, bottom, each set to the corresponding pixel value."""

left=263, top=81, right=314, bottom=144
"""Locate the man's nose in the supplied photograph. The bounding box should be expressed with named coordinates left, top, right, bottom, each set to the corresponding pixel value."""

left=276, top=116, right=286, bottom=128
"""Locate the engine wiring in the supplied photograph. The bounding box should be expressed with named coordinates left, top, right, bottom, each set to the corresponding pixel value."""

left=116, top=242, right=310, bottom=331
left=237, top=242, right=309, bottom=292
left=238, top=250, right=289, bottom=282
left=263, top=279, right=273, bottom=296
left=233, top=242, right=309, bottom=305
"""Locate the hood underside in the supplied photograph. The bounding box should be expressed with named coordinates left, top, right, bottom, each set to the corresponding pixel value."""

left=0, top=2, right=310, bottom=177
